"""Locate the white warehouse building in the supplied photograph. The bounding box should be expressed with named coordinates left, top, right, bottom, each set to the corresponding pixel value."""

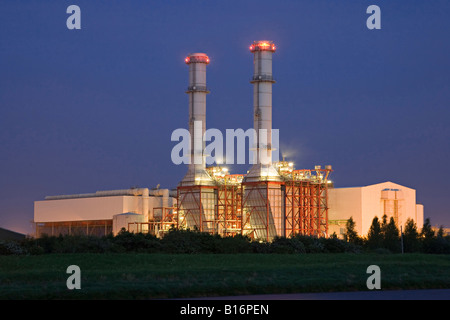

left=328, top=181, right=424, bottom=239
left=34, top=188, right=177, bottom=237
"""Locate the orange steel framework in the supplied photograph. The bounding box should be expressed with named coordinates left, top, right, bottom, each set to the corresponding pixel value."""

left=169, top=164, right=333, bottom=241
left=136, top=207, right=179, bottom=237
left=215, top=174, right=243, bottom=237
left=284, top=168, right=332, bottom=238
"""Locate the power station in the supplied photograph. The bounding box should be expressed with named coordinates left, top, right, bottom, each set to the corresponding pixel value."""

left=33, top=41, right=424, bottom=240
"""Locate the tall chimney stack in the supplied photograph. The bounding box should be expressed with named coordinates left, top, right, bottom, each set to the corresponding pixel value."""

left=244, top=40, right=281, bottom=182
left=179, top=53, right=214, bottom=186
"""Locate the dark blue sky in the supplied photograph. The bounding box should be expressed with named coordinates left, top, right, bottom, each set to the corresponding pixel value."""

left=1, top=1, right=449, bottom=234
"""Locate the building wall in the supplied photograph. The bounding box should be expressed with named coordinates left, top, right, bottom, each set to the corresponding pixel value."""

left=34, top=196, right=135, bottom=223
left=328, top=181, right=424, bottom=238
left=415, top=204, right=424, bottom=228
left=328, top=187, right=362, bottom=237
left=34, top=194, right=176, bottom=223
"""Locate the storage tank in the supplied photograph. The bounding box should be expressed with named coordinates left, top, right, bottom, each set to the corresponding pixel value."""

left=112, top=212, right=147, bottom=235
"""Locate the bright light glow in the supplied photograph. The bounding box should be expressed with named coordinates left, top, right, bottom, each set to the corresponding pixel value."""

left=288, top=162, right=293, bottom=167
left=185, top=55, right=209, bottom=64
left=250, top=41, right=276, bottom=52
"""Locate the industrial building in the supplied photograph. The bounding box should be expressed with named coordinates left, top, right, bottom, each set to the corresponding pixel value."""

left=34, top=188, right=176, bottom=237
left=33, top=40, right=424, bottom=240
left=328, top=181, right=424, bottom=238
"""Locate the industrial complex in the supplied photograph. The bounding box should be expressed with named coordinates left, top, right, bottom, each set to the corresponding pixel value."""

left=33, top=41, right=424, bottom=241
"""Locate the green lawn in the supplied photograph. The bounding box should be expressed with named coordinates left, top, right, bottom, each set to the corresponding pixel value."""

left=0, top=253, right=449, bottom=299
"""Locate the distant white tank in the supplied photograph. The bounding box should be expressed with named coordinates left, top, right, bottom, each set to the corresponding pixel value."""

left=112, top=212, right=147, bottom=235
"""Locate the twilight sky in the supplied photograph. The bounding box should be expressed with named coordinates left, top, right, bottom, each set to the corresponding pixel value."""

left=0, top=1, right=449, bottom=234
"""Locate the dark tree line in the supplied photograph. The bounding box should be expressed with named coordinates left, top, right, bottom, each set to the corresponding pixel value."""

left=1, top=218, right=448, bottom=255
left=1, top=229, right=360, bottom=255
left=344, top=215, right=450, bottom=254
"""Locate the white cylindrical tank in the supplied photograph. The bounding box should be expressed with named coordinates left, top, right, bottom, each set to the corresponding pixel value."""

left=112, top=212, right=147, bottom=235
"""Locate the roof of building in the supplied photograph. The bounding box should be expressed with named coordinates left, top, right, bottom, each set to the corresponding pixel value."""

left=0, top=227, right=26, bottom=241
left=331, top=181, right=415, bottom=191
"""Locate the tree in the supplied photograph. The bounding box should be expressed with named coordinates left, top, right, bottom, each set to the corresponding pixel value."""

left=380, top=214, right=388, bottom=237
left=421, top=218, right=435, bottom=253
left=421, top=218, right=435, bottom=239
left=437, top=226, right=445, bottom=238
left=366, top=216, right=383, bottom=250
left=383, top=217, right=400, bottom=253
left=344, top=217, right=360, bottom=244
left=403, top=218, right=421, bottom=253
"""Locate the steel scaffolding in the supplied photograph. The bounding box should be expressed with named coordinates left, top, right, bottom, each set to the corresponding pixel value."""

left=215, top=174, right=244, bottom=237
left=173, top=164, right=332, bottom=241
left=176, top=185, right=216, bottom=233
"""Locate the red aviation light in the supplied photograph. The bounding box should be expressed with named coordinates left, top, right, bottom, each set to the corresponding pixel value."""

left=185, top=53, right=210, bottom=64
left=249, top=40, right=276, bottom=52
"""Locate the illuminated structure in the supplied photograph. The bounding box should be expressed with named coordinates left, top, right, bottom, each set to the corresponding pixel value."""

left=34, top=188, right=176, bottom=237
left=32, top=41, right=424, bottom=241
left=328, top=181, right=424, bottom=238
left=179, top=53, right=212, bottom=187
left=174, top=42, right=333, bottom=241
left=176, top=53, right=216, bottom=233
left=241, top=41, right=283, bottom=241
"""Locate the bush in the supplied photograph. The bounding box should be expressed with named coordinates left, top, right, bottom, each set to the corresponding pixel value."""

left=214, top=234, right=252, bottom=254
left=270, top=236, right=306, bottom=254
left=251, top=241, right=271, bottom=253
left=292, top=235, right=325, bottom=253
left=424, top=237, right=450, bottom=254
left=0, top=240, right=27, bottom=255
left=33, top=234, right=60, bottom=254
left=319, top=237, right=348, bottom=253
left=160, top=229, right=210, bottom=253
left=54, top=235, right=107, bottom=253
left=4, top=225, right=446, bottom=255
left=112, top=230, right=161, bottom=253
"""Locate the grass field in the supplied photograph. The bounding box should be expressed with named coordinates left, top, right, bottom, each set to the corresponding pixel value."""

left=0, top=253, right=449, bottom=299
